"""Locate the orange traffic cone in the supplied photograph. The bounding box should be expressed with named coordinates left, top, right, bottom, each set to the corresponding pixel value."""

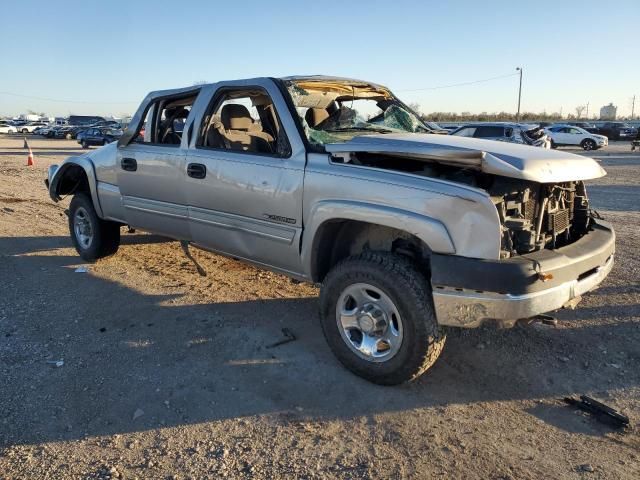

left=26, top=146, right=35, bottom=166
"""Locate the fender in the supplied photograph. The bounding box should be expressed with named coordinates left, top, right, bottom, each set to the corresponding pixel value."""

left=48, top=156, right=104, bottom=218
left=301, top=199, right=455, bottom=279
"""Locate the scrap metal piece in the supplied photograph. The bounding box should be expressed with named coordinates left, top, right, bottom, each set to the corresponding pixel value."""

left=266, top=328, right=296, bottom=349
left=563, top=395, right=630, bottom=429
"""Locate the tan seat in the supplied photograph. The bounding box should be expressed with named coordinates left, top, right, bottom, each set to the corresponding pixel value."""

left=219, top=104, right=273, bottom=153
left=305, top=107, right=330, bottom=128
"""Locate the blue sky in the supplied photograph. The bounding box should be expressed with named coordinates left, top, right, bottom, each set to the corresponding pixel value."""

left=1, top=0, right=638, bottom=117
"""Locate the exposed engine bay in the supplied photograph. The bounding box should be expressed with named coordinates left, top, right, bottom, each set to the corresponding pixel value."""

left=490, top=178, right=590, bottom=258
left=332, top=152, right=593, bottom=258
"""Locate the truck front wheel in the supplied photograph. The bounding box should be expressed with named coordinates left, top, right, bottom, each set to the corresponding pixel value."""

left=319, top=251, right=446, bottom=385
left=68, top=193, right=120, bottom=261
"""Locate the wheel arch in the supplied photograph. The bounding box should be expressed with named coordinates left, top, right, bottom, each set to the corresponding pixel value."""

left=302, top=200, right=455, bottom=283
left=49, top=157, right=104, bottom=218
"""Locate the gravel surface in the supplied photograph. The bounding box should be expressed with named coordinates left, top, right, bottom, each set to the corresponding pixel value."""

left=0, top=136, right=639, bottom=479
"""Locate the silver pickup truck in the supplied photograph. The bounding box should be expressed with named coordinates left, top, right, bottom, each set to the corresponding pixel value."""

left=46, top=76, right=615, bottom=385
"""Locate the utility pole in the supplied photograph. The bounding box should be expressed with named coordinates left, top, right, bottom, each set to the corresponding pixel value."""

left=516, top=67, right=523, bottom=122
left=632, top=95, right=636, bottom=119
left=586, top=102, right=589, bottom=119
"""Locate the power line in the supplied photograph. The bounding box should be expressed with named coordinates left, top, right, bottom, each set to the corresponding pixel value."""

left=396, top=72, right=519, bottom=92
left=0, top=91, right=138, bottom=105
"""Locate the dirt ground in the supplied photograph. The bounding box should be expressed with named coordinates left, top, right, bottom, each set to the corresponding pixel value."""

left=0, top=136, right=638, bottom=479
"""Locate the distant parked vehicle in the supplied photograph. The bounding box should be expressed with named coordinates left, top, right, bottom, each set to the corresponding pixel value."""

left=0, top=122, right=17, bottom=134
left=16, top=122, right=49, bottom=134
left=46, top=126, right=65, bottom=138
left=564, top=122, right=599, bottom=134
left=422, top=121, right=449, bottom=134
left=77, top=127, right=123, bottom=148
left=545, top=125, right=608, bottom=150
left=596, top=122, right=637, bottom=140
left=37, top=125, right=56, bottom=136
left=449, top=122, right=551, bottom=148
left=54, top=126, right=79, bottom=140
left=437, top=123, right=462, bottom=132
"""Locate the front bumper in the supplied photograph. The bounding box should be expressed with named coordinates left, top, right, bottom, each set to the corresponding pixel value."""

left=431, top=220, right=615, bottom=328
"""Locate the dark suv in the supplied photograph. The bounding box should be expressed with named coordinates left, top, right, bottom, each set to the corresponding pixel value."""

left=596, top=122, right=637, bottom=140
left=77, top=127, right=123, bottom=148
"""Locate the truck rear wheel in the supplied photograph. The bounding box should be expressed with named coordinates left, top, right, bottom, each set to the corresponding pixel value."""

left=68, top=193, right=120, bottom=261
left=319, top=251, right=446, bottom=385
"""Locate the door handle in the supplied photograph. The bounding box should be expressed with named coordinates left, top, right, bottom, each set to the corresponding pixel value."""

left=121, top=157, right=137, bottom=171
left=187, top=163, right=206, bottom=179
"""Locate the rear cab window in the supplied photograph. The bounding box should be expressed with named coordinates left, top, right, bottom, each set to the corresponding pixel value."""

left=133, top=94, right=198, bottom=146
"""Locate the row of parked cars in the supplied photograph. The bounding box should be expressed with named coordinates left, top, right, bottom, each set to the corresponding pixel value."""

left=0, top=119, right=124, bottom=148
left=443, top=121, right=639, bottom=151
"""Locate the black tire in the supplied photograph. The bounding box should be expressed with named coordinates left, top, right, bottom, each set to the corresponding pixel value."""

left=581, top=139, right=596, bottom=151
left=68, top=193, right=120, bottom=261
left=21, top=128, right=28, bottom=134
left=81, top=140, right=89, bottom=149
left=319, top=251, right=446, bottom=385
left=550, top=140, right=557, bottom=149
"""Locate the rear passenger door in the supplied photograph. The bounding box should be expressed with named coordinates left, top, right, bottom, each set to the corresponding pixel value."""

left=116, top=90, right=200, bottom=239
left=184, top=80, right=306, bottom=275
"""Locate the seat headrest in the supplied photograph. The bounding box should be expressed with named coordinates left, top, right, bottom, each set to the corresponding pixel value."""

left=221, top=104, right=254, bottom=131
left=305, top=108, right=330, bottom=128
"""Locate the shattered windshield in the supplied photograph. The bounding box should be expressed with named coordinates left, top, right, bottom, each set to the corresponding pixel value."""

left=284, top=79, right=430, bottom=147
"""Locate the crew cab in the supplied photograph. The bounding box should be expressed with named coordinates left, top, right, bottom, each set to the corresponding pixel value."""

left=46, top=76, right=615, bottom=385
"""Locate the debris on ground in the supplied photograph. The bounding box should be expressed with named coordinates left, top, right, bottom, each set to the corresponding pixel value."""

left=563, top=395, right=630, bottom=429
left=266, top=327, right=296, bottom=349
left=132, top=408, right=145, bottom=421
left=74, top=266, right=89, bottom=273
left=46, top=360, right=64, bottom=367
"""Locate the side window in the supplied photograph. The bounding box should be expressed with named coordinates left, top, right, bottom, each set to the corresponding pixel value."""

left=504, top=127, right=514, bottom=137
left=198, top=88, right=290, bottom=157
left=455, top=127, right=476, bottom=137
left=474, top=126, right=505, bottom=138
left=134, top=93, right=197, bottom=145
left=569, top=128, right=581, bottom=134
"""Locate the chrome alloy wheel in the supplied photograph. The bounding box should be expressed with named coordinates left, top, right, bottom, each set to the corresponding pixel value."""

left=73, top=206, right=93, bottom=249
left=336, top=283, right=403, bottom=362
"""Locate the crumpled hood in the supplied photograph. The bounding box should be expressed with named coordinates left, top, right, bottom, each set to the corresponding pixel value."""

left=325, top=133, right=606, bottom=183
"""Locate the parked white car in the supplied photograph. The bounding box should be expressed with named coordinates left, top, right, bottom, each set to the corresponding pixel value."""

left=15, top=122, right=49, bottom=134
left=0, top=122, right=17, bottom=134
left=545, top=125, right=608, bottom=151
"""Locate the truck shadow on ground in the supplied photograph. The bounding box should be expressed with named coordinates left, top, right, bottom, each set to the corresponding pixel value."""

left=1, top=236, right=637, bottom=447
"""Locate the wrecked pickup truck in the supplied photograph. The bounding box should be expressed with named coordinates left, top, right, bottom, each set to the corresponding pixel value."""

left=46, top=76, right=615, bottom=385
